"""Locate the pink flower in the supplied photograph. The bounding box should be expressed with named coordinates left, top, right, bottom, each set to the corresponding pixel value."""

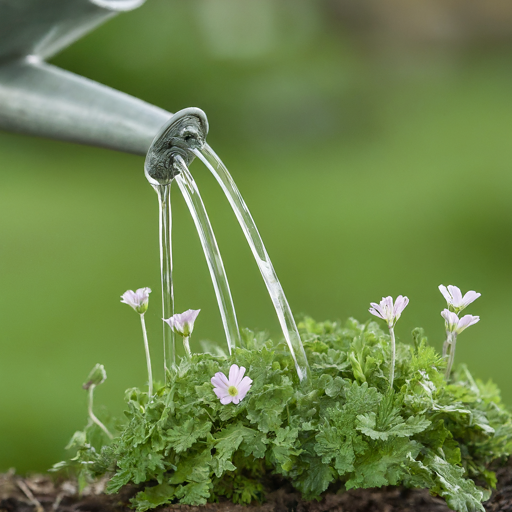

left=121, top=287, right=151, bottom=314
left=441, top=309, right=480, bottom=334
left=163, top=309, right=200, bottom=337
left=211, top=364, right=252, bottom=405
left=369, top=295, right=409, bottom=327
left=439, top=285, right=480, bottom=312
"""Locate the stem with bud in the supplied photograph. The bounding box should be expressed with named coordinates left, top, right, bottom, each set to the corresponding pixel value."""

left=87, top=385, right=113, bottom=439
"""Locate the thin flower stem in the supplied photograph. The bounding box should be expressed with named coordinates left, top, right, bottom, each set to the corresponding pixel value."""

left=183, top=336, right=192, bottom=359
left=445, top=333, right=457, bottom=379
left=442, top=337, right=449, bottom=358
left=88, top=385, right=113, bottom=439
left=140, top=314, right=153, bottom=397
left=389, top=325, right=396, bottom=390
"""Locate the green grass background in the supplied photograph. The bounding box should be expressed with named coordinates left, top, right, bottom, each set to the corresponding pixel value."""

left=1, top=0, right=512, bottom=472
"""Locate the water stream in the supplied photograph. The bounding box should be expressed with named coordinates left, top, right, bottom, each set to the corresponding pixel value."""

left=145, top=108, right=309, bottom=382
left=155, top=183, right=175, bottom=374
left=173, top=155, right=240, bottom=355
left=193, top=144, right=310, bottom=382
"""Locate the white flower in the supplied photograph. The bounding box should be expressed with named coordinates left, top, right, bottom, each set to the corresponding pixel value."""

left=211, top=364, right=252, bottom=405
left=439, top=285, right=480, bottom=312
left=163, top=309, right=201, bottom=337
left=121, top=287, right=151, bottom=314
left=369, top=295, right=409, bottom=327
left=441, top=309, right=480, bottom=334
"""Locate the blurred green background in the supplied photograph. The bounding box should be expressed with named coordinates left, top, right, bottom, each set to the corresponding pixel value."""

left=1, top=0, right=512, bottom=472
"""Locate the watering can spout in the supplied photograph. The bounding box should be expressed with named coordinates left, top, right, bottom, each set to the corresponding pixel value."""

left=0, top=0, right=172, bottom=156
left=0, top=60, right=172, bottom=155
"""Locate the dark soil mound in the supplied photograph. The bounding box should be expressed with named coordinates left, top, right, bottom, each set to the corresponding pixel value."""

left=1, top=461, right=512, bottom=512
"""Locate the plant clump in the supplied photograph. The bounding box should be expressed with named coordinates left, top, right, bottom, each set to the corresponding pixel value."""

left=54, top=317, right=512, bottom=512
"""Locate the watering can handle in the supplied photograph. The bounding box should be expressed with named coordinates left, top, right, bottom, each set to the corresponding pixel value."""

left=0, top=0, right=172, bottom=155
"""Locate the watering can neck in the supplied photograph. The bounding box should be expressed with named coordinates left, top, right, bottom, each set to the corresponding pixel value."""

left=0, top=0, right=173, bottom=156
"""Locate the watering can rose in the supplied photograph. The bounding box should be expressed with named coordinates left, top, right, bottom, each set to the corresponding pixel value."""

left=211, top=364, right=252, bottom=405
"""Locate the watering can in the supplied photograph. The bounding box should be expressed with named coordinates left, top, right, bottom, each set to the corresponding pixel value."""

left=0, top=0, right=171, bottom=155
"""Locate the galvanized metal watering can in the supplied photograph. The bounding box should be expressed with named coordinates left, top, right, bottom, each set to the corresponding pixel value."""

left=0, top=0, right=311, bottom=382
left=0, top=0, right=171, bottom=155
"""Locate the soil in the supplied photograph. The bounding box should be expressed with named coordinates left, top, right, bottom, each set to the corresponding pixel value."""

left=1, top=461, right=512, bottom=512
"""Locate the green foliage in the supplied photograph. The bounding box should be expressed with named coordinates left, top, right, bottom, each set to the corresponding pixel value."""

left=56, top=318, right=512, bottom=512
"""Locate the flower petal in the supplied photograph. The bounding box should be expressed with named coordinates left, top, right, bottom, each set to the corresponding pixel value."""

left=439, top=285, right=451, bottom=304
left=220, top=395, right=234, bottom=405
left=369, top=306, right=384, bottom=320
left=237, top=376, right=252, bottom=395
left=213, top=387, right=230, bottom=399
left=393, top=295, right=409, bottom=320
left=457, top=315, right=480, bottom=334
left=461, top=290, right=481, bottom=308
left=211, top=372, right=229, bottom=389
left=447, top=285, right=463, bottom=307
left=441, top=309, right=459, bottom=332
left=229, top=364, right=241, bottom=385
left=234, top=366, right=247, bottom=386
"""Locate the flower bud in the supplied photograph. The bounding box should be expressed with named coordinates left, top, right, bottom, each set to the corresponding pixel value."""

left=83, top=363, right=107, bottom=390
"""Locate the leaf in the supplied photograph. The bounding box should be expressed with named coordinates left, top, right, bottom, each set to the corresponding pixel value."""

left=329, top=381, right=381, bottom=436
left=106, top=468, right=132, bottom=494
left=212, top=422, right=268, bottom=470
left=213, top=474, right=264, bottom=505
left=210, top=457, right=236, bottom=479
left=214, top=423, right=246, bottom=459
left=165, top=418, right=212, bottom=453
left=269, top=427, right=301, bottom=472
left=240, top=428, right=268, bottom=459
left=411, top=327, right=428, bottom=350
left=174, top=481, right=211, bottom=506
left=325, top=376, right=346, bottom=398
left=312, top=349, right=350, bottom=373
left=426, top=453, right=485, bottom=512
left=65, top=430, right=87, bottom=450
left=210, top=423, right=246, bottom=478
left=356, top=412, right=431, bottom=440
left=315, top=424, right=356, bottom=475
left=246, top=376, right=294, bottom=433
left=131, top=482, right=176, bottom=512
left=170, top=449, right=212, bottom=485
left=349, top=352, right=367, bottom=383
left=293, top=456, right=336, bottom=499
left=346, top=438, right=421, bottom=489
